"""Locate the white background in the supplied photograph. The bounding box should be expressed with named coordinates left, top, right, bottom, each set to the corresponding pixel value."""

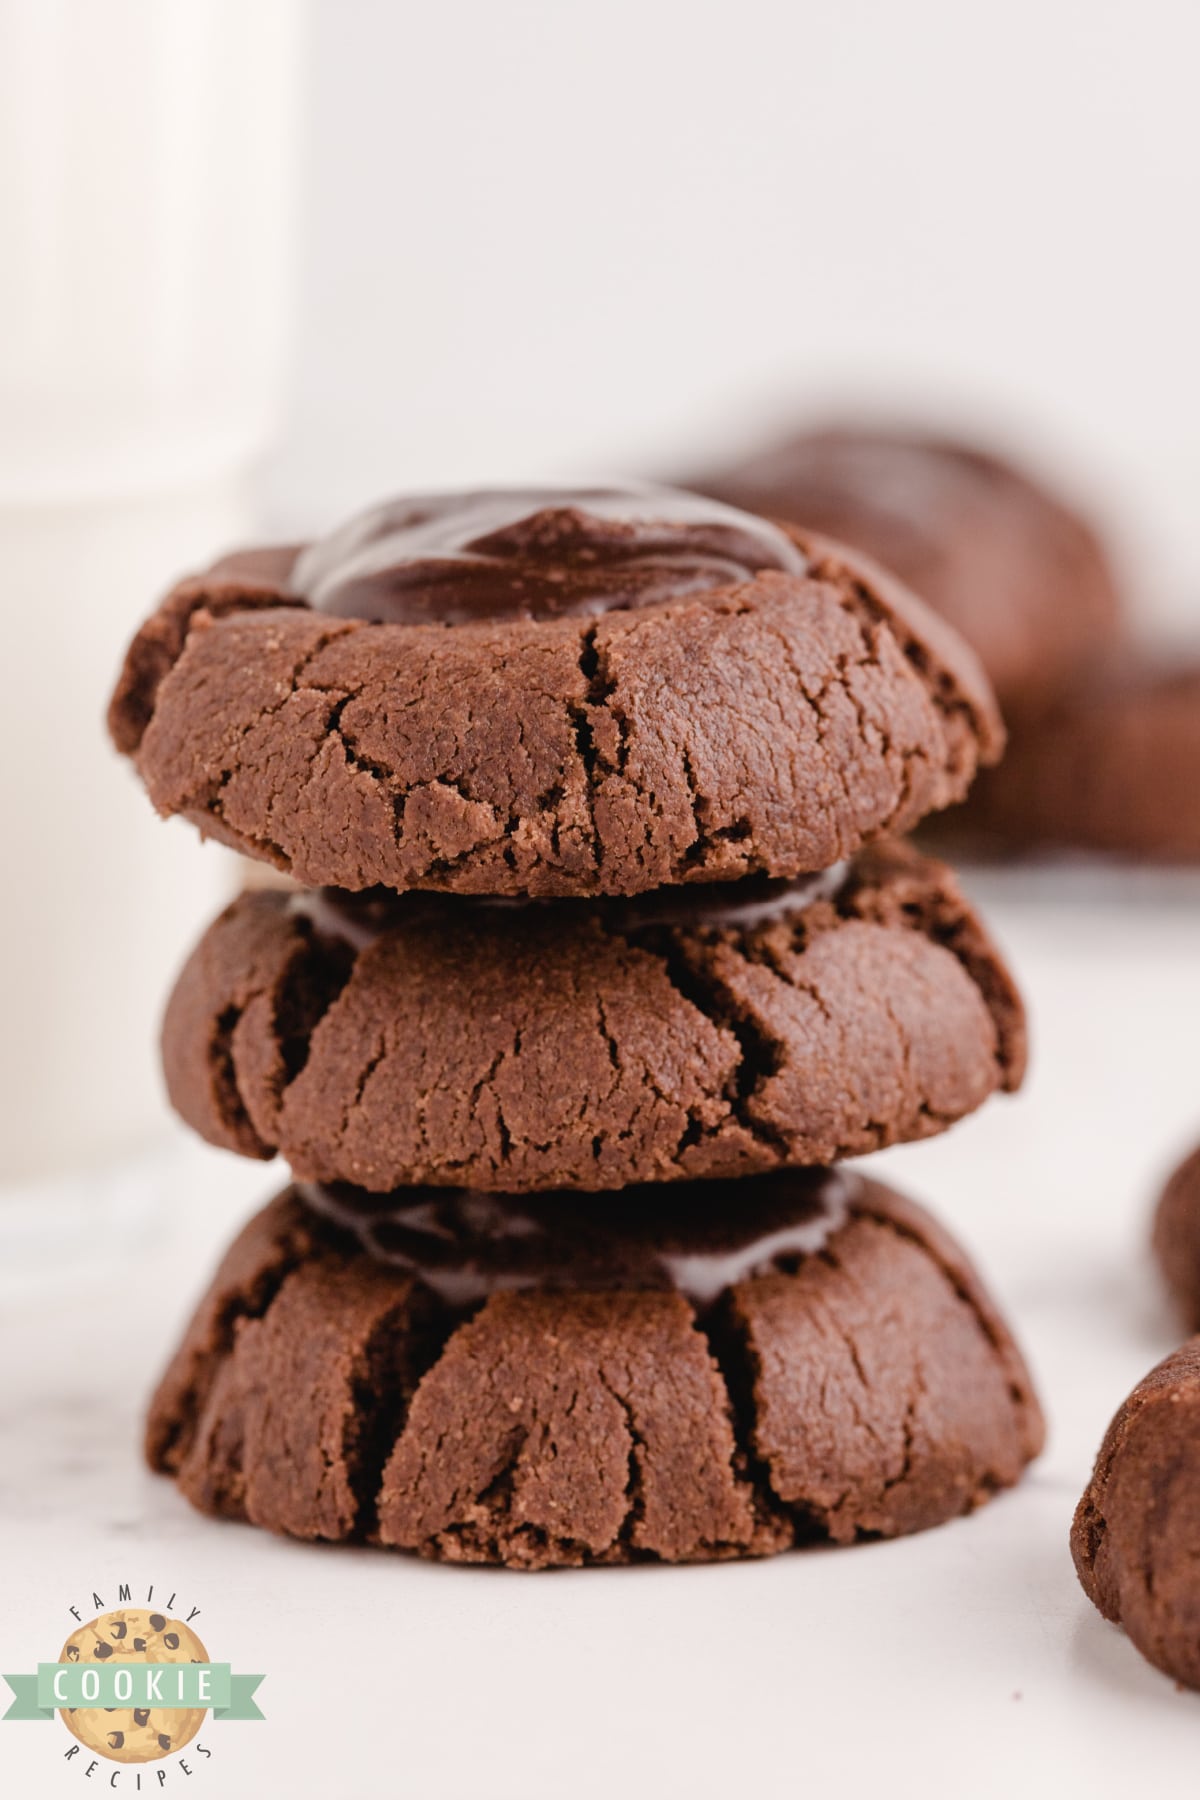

left=272, top=0, right=1200, bottom=630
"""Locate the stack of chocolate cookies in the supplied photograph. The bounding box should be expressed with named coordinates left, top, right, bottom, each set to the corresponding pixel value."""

left=109, top=485, right=1043, bottom=1568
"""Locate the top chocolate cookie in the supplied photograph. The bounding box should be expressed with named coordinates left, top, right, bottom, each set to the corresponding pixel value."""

left=691, top=429, right=1123, bottom=706
left=108, top=484, right=1002, bottom=897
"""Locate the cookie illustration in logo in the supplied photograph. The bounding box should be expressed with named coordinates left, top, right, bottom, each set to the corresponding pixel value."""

left=58, top=1610, right=208, bottom=1764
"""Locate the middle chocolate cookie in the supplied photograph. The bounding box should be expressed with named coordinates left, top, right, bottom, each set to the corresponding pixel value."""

left=164, top=839, right=1024, bottom=1192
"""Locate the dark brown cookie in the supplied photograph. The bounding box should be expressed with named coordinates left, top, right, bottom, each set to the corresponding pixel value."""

left=108, top=485, right=1002, bottom=898
left=946, top=660, right=1200, bottom=862
left=1152, top=1141, right=1200, bottom=1326
left=1072, top=1340, right=1200, bottom=1688
left=689, top=427, right=1123, bottom=706
left=147, top=1171, right=1044, bottom=1567
left=161, top=839, right=1025, bottom=1193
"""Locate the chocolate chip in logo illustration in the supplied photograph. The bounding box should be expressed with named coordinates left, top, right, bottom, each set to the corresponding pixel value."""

left=148, top=1613, right=166, bottom=1631
left=57, top=1611, right=211, bottom=1766
left=163, top=1632, right=180, bottom=1649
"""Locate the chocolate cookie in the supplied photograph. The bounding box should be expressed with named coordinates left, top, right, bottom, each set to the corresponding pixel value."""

left=161, top=838, right=1024, bottom=1193
left=690, top=427, right=1123, bottom=704
left=108, top=485, right=1002, bottom=897
left=147, top=1171, right=1043, bottom=1567
left=1152, top=1140, right=1200, bottom=1326
left=1072, top=1341, right=1200, bottom=1689
left=949, top=660, right=1200, bottom=862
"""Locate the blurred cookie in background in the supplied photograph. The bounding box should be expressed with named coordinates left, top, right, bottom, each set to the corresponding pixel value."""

left=688, top=424, right=1124, bottom=708
left=691, top=421, right=1200, bottom=864
left=963, top=658, right=1200, bottom=862
left=1153, top=1138, right=1200, bottom=1328
left=1072, top=1340, right=1200, bottom=1690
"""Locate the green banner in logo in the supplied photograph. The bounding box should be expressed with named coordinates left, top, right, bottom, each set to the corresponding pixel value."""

left=3, top=1666, right=264, bottom=1722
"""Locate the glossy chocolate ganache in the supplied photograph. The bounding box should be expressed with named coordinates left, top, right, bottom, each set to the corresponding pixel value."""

left=296, top=1167, right=857, bottom=1312
left=290, top=483, right=807, bottom=624
left=289, top=861, right=852, bottom=952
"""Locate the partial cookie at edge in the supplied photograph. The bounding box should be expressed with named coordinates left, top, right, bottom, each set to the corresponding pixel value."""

left=1072, top=1340, right=1200, bottom=1689
left=1152, top=1140, right=1200, bottom=1328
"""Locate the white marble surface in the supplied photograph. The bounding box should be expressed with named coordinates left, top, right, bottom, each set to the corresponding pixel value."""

left=3, top=876, right=1200, bottom=1799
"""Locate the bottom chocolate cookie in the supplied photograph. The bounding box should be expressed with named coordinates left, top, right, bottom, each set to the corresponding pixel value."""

left=147, top=1171, right=1043, bottom=1568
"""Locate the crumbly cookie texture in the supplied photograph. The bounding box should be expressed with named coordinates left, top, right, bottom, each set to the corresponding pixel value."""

left=690, top=426, right=1123, bottom=704
left=146, top=1179, right=1043, bottom=1569
left=59, top=1611, right=207, bottom=1764
left=1152, top=1141, right=1200, bottom=1326
left=1072, top=1340, right=1200, bottom=1689
left=108, top=522, right=1002, bottom=897
left=161, top=839, right=1025, bottom=1193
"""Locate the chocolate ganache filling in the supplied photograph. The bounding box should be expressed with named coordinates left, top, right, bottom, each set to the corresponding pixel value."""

left=296, top=1167, right=856, bottom=1311
left=291, top=483, right=807, bottom=624
left=289, top=862, right=851, bottom=951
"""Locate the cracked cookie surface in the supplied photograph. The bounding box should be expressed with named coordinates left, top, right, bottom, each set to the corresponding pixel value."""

left=108, top=487, right=1002, bottom=897
left=146, top=1172, right=1043, bottom=1567
left=161, top=839, right=1025, bottom=1192
left=690, top=426, right=1123, bottom=706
